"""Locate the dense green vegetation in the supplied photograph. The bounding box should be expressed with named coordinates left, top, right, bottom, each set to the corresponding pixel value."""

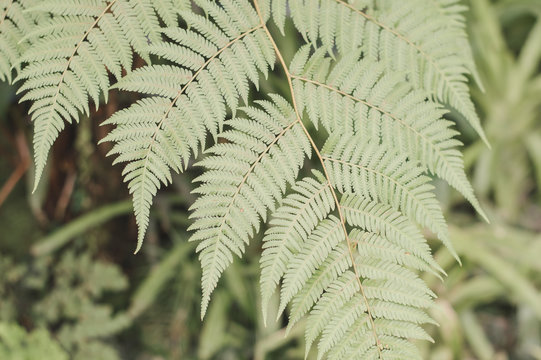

left=0, top=0, right=540, bottom=359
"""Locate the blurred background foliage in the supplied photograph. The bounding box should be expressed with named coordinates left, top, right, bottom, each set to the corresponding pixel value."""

left=0, top=0, right=540, bottom=359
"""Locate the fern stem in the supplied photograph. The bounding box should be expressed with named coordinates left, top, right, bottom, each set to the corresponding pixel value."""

left=253, top=1, right=384, bottom=357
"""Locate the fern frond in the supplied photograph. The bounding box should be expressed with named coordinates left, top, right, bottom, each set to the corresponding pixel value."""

left=291, top=46, right=487, bottom=221
left=278, top=215, right=344, bottom=315
left=285, top=242, right=351, bottom=331
left=103, top=0, right=275, bottom=255
left=16, top=0, right=175, bottom=189
left=349, top=230, right=440, bottom=279
left=321, top=134, right=456, bottom=259
left=0, top=0, right=42, bottom=82
left=190, top=96, right=311, bottom=317
left=422, top=0, right=483, bottom=90
left=7, top=1, right=489, bottom=357
left=276, top=0, right=488, bottom=145
left=260, top=171, right=335, bottom=324
left=264, top=166, right=439, bottom=359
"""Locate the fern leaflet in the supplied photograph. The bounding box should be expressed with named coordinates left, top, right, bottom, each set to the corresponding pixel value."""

left=15, top=0, right=186, bottom=189
left=0, top=0, right=42, bottom=82
left=290, top=45, right=487, bottom=223
left=190, top=96, right=311, bottom=317
left=103, top=0, right=275, bottom=254
left=267, top=0, right=488, bottom=145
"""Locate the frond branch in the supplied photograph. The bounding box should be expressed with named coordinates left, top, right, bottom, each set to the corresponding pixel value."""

left=132, top=23, right=264, bottom=253
left=217, top=117, right=300, bottom=236
left=253, top=0, right=383, bottom=356
left=50, top=1, right=116, bottom=115
left=333, top=0, right=488, bottom=145
left=291, top=74, right=445, bottom=161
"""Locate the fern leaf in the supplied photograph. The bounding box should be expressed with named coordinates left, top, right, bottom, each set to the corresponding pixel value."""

left=286, top=242, right=351, bottom=332
left=423, top=0, right=483, bottom=89
left=7, top=2, right=489, bottom=357
left=279, top=0, right=488, bottom=144
left=260, top=171, right=335, bottom=323
left=278, top=216, right=344, bottom=316
left=317, top=295, right=368, bottom=358
left=304, top=270, right=360, bottom=354
left=340, top=193, right=445, bottom=276
left=152, top=0, right=190, bottom=28
left=263, top=155, right=440, bottom=358
left=350, top=230, right=439, bottom=277
left=0, top=0, right=43, bottom=82
left=271, top=0, right=287, bottom=35
left=292, top=46, right=487, bottom=222
left=16, top=0, right=173, bottom=190
left=321, top=134, right=456, bottom=258
left=190, top=96, right=311, bottom=317
left=103, top=0, right=275, bottom=255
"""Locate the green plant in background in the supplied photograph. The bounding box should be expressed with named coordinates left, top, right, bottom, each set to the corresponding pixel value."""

left=1, top=0, right=541, bottom=359
left=464, top=0, right=541, bottom=225
left=0, top=244, right=131, bottom=359
left=436, top=225, right=541, bottom=360
left=0, top=322, right=68, bottom=360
